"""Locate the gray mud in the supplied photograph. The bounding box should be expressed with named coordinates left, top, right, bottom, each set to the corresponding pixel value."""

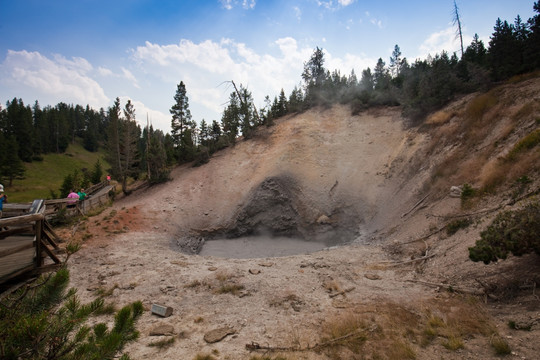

left=199, top=235, right=331, bottom=259
left=176, top=174, right=361, bottom=257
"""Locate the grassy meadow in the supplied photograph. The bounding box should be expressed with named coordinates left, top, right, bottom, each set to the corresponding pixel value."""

left=6, top=140, right=110, bottom=203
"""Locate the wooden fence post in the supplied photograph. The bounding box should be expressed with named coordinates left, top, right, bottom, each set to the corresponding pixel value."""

left=35, top=219, right=43, bottom=267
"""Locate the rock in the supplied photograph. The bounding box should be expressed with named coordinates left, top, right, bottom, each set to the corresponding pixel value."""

left=151, top=304, right=173, bottom=317
left=208, top=266, right=218, bottom=271
left=449, top=185, right=462, bottom=198
left=149, top=324, right=175, bottom=336
left=258, top=262, right=274, bottom=267
left=203, top=326, right=236, bottom=343
left=249, top=269, right=261, bottom=274
left=364, top=273, right=381, bottom=280
left=159, top=285, right=177, bottom=294
left=316, top=214, right=331, bottom=224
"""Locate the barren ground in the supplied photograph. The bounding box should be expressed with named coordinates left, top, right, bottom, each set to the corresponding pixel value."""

left=65, top=85, right=540, bottom=360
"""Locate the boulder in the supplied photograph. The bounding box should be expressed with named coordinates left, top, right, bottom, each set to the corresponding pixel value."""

left=204, top=326, right=236, bottom=343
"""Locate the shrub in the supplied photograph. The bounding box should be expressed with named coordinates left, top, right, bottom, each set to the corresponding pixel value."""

left=469, top=200, right=540, bottom=264
left=149, top=169, right=171, bottom=185
left=507, top=129, right=540, bottom=161
left=442, top=336, right=464, bottom=351
left=446, top=218, right=472, bottom=235
left=491, top=335, right=511, bottom=355
left=49, top=207, right=70, bottom=226
left=461, top=183, right=475, bottom=200
left=193, top=354, right=216, bottom=360
left=0, top=268, right=142, bottom=360
left=461, top=183, right=477, bottom=207
left=465, top=92, right=497, bottom=121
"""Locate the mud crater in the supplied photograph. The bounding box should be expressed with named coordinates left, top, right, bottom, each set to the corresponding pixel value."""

left=177, top=175, right=362, bottom=257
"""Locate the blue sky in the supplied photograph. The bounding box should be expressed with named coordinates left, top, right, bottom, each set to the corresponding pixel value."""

left=0, top=0, right=535, bottom=132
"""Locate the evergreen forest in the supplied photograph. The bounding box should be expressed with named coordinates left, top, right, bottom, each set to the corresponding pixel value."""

left=1, top=1, right=539, bottom=193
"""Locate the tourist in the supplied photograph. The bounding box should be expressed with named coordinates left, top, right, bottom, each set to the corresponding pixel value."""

left=0, top=184, right=7, bottom=219
left=78, top=188, right=87, bottom=201
left=67, top=189, right=79, bottom=208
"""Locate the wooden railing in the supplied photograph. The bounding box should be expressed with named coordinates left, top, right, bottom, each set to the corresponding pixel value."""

left=0, top=200, right=62, bottom=286
left=0, top=181, right=116, bottom=286
left=41, top=180, right=115, bottom=217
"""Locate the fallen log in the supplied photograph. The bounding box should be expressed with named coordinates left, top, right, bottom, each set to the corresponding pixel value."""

left=329, top=286, right=356, bottom=298
left=245, top=324, right=378, bottom=353
left=381, top=253, right=436, bottom=266
left=405, top=279, right=484, bottom=296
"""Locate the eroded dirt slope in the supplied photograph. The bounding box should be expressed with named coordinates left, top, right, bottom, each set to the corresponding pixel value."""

left=67, top=78, right=540, bottom=359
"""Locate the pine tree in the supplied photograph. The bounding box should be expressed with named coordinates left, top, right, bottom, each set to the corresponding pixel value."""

left=524, top=1, right=540, bottom=70
left=199, top=119, right=209, bottom=147
left=1, top=135, right=25, bottom=186
left=83, top=105, right=99, bottom=152
left=287, top=86, right=304, bottom=114
left=488, top=18, right=520, bottom=80
left=463, top=34, right=487, bottom=66
left=147, top=128, right=169, bottom=184
left=210, top=120, right=222, bottom=151
left=302, top=47, right=326, bottom=87
left=0, top=268, right=143, bottom=359
left=31, top=100, right=44, bottom=156
left=5, top=98, right=34, bottom=162
left=276, top=89, right=288, bottom=117
left=91, top=159, right=103, bottom=184
left=119, top=100, right=141, bottom=194
left=373, top=58, right=390, bottom=91
left=106, top=98, right=123, bottom=181
left=105, top=98, right=141, bottom=194
left=389, top=45, right=403, bottom=78
left=170, top=81, right=194, bottom=162
left=221, top=92, right=240, bottom=144
left=302, top=47, right=327, bottom=107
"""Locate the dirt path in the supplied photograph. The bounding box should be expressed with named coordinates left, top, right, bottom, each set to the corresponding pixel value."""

left=67, top=104, right=539, bottom=359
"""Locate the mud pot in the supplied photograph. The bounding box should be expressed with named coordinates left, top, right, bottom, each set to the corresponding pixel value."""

left=199, top=235, right=334, bottom=258
left=176, top=175, right=360, bottom=257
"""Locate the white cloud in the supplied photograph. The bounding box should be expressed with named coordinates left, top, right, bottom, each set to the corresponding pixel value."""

left=131, top=37, right=312, bottom=122
left=242, top=0, right=256, bottom=9
left=317, top=0, right=355, bottom=10
left=97, top=65, right=140, bottom=89
left=131, top=36, right=376, bottom=125
left=98, top=66, right=113, bottom=76
left=220, top=0, right=233, bottom=10
left=0, top=50, right=109, bottom=108
left=121, top=67, right=140, bottom=88
left=326, top=52, right=376, bottom=76
left=220, top=0, right=256, bottom=10
left=364, top=11, right=383, bottom=29
left=118, top=96, right=170, bottom=132
left=417, top=26, right=473, bottom=59
left=293, top=6, right=302, bottom=21
left=316, top=0, right=333, bottom=9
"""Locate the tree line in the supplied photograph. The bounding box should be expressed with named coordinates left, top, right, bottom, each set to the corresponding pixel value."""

left=1, top=1, right=539, bottom=189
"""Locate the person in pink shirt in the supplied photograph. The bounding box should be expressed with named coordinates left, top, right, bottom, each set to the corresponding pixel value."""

left=67, top=190, right=79, bottom=208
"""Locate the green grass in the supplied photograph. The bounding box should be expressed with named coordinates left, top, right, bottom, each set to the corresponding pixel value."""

left=6, top=139, right=109, bottom=203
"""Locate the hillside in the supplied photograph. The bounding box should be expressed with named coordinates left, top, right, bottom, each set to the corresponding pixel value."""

left=8, top=140, right=109, bottom=203
left=66, top=76, right=540, bottom=359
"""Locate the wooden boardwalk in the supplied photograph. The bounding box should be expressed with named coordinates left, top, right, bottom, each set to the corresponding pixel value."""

left=0, top=236, right=35, bottom=280
left=0, top=200, right=61, bottom=287
left=0, top=181, right=115, bottom=288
